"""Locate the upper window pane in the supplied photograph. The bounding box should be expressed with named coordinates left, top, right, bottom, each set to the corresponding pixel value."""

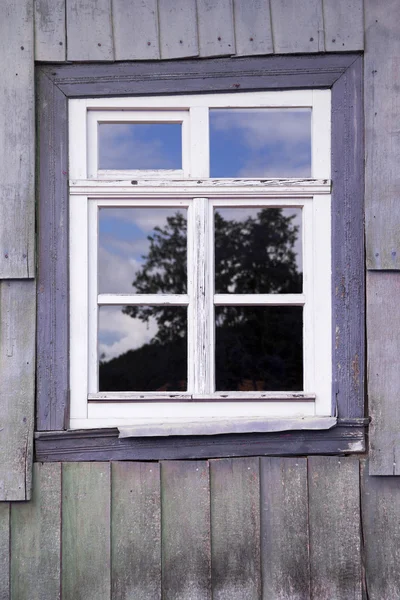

left=98, top=123, right=182, bottom=170
left=210, top=108, right=311, bottom=177
left=98, top=207, right=187, bottom=294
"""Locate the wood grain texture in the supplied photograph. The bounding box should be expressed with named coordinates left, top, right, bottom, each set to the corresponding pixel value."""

left=197, top=0, right=235, bottom=57
left=210, top=458, right=261, bottom=600
left=61, top=463, right=111, bottom=600
left=41, top=53, right=356, bottom=98
left=361, top=461, right=400, bottom=600
left=0, top=281, right=35, bottom=501
left=0, top=503, right=10, bottom=600
left=270, top=0, right=324, bottom=53
left=66, top=0, right=113, bottom=61
left=331, top=55, right=365, bottom=419
left=111, top=462, right=161, bottom=600
left=260, top=458, right=310, bottom=599
left=34, top=0, right=66, bottom=61
left=161, top=461, right=211, bottom=600
left=308, top=457, right=362, bottom=599
left=112, top=0, right=160, bottom=60
left=323, top=0, right=364, bottom=51
left=10, top=463, right=61, bottom=600
left=365, top=0, right=400, bottom=269
left=158, top=0, right=199, bottom=59
left=36, top=69, right=69, bottom=432
left=35, top=426, right=366, bottom=462
left=0, top=0, right=34, bottom=278
left=233, top=0, right=273, bottom=56
left=367, top=272, right=400, bottom=475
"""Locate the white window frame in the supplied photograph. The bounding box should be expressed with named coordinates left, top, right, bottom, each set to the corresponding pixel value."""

left=68, top=90, right=332, bottom=429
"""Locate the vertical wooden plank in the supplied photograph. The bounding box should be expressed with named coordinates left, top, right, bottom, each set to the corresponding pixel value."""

left=308, top=457, right=362, bottom=599
left=233, top=0, right=273, bottom=56
left=365, top=0, right=400, bottom=269
left=66, top=0, right=113, bottom=61
left=112, top=0, right=160, bottom=60
left=260, top=458, right=310, bottom=600
left=361, top=461, right=400, bottom=599
left=197, top=0, right=235, bottom=57
left=161, top=461, right=211, bottom=600
left=0, top=0, right=34, bottom=279
left=270, top=0, right=324, bottom=53
left=62, top=463, right=111, bottom=600
left=0, top=281, right=35, bottom=501
left=0, top=504, right=10, bottom=600
left=210, top=458, right=261, bottom=600
left=367, top=272, right=400, bottom=475
left=331, top=55, right=365, bottom=420
left=34, top=0, right=66, bottom=61
left=158, top=0, right=199, bottom=59
left=36, top=70, right=69, bottom=432
left=111, top=462, right=161, bottom=600
left=323, top=0, right=364, bottom=51
left=10, top=464, right=61, bottom=600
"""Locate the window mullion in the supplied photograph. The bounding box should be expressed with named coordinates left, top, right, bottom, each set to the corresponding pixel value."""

left=189, top=106, right=209, bottom=177
left=191, top=197, right=213, bottom=394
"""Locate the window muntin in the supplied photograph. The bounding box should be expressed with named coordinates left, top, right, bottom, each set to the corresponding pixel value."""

left=69, top=90, right=331, bottom=428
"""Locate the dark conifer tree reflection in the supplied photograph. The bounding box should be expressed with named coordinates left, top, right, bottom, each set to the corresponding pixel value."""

left=99, top=209, right=303, bottom=392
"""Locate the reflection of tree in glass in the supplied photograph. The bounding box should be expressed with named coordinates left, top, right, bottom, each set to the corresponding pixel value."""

left=99, top=209, right=303, bottom=392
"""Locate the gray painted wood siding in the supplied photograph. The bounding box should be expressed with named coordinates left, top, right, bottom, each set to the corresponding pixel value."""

left=0, top=457, right=378, bottom=599
left=34, top=0, right=365, bottom=61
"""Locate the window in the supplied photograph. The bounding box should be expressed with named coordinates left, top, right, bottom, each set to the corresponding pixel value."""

left=69, top=91, right=332, bottom=429
left=36, top=55, right=365, bottom=458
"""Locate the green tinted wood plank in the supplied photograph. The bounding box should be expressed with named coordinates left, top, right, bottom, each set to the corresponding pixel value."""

left=367, top=272, right=400, bottom=475
left=62, top=463, right=111, bottom=600
left=361, top=460, right=400, bottom=599
left=260, top=457, right=310, bottom=599
left=34, top=0, right=66, bottom=61
left=0, top=503, right=10, bottom=600
left=197, top=0, right=235, bottom=57
left=270, top=0, right=324, bottom=53
left=161, top=461, right=211, bottom=600
left=308, top=457, right=362, bottom=599
left=365, top=0, right=400, bottom=269
left=233, top=0, right=273, bottom=56
left=323, top=0, right=363, bottom=51
left=210, top=457, right=261, bottom=600
left=112, top=0, right=159, bottom=60
left=0, top=281, right=35, bottom=501
left=11, top=463, right=61, bottom=600
left=111, top=462, right=161, bottom=600
left=158, top=0, right=199, bottom=59
left=0, top=0, right=34, bottom=278
left=66, top=0, right=113, bottom=61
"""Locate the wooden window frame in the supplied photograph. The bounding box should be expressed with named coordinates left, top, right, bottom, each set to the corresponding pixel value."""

left=35, top=53, right=366, bottom=461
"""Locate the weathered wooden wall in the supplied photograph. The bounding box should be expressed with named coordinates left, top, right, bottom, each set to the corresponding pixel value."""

left=0, top=457, right=398, bottom=600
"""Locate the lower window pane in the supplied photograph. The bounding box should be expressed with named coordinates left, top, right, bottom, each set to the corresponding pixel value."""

left=99, top=305, right=187, bottom=391
left=215, top=306, right=303, bottom=392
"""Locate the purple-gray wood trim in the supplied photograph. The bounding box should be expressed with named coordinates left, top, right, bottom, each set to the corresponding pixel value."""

left=34, top=426, right=365, bottom=462
left=331, top=55, right=365, bottom=418
left=35, top=53, right=365, bottom=452
left=36, top=69, right=69, bottom=430
left=39, top=53, right=358, bottom=98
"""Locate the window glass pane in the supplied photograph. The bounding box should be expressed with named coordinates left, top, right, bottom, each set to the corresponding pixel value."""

left=215, top=306, right=303, bottom=391
left=98, top=123, right=182, bottom=170
left=214, top=207, right=302, bottom=294
left=210, top=108, right=311, bottom=177
left=99, top=305, right=187, bottom=391
left=98, top=207, right=187, bottom=294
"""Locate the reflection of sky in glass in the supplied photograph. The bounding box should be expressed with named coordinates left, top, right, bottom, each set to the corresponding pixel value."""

left=98, top=207, right=187, bottom=294
left=210, top=109, right=311, bottom=177
left=98, top=123, right=182, bottom=170
left=98, top=305, right=187, bottom=391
